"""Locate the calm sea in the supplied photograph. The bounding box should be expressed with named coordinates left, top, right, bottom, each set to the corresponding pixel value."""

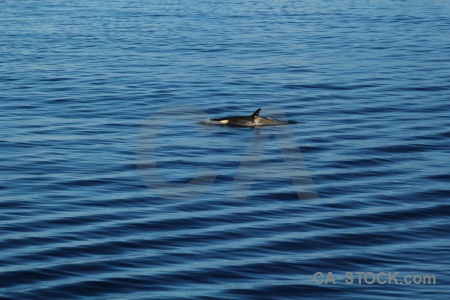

left=1, top=0, right=449, bottom=299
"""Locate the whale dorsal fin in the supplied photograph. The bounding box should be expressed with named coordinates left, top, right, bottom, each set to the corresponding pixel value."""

left=251, top=108, right=261, bottom=117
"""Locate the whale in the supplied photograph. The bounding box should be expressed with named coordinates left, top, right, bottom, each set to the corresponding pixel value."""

left=211, top=108, right=288, bottom=127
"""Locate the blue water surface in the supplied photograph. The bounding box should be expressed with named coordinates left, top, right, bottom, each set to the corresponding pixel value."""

left=1, top=0, right=449, bottom=299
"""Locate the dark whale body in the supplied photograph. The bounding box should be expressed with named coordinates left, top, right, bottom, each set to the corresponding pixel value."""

left=211, top=108, right=286, bottom=127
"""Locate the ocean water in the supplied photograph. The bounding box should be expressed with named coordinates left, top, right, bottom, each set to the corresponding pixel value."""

left=1, top=0, right=449, bottom=299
